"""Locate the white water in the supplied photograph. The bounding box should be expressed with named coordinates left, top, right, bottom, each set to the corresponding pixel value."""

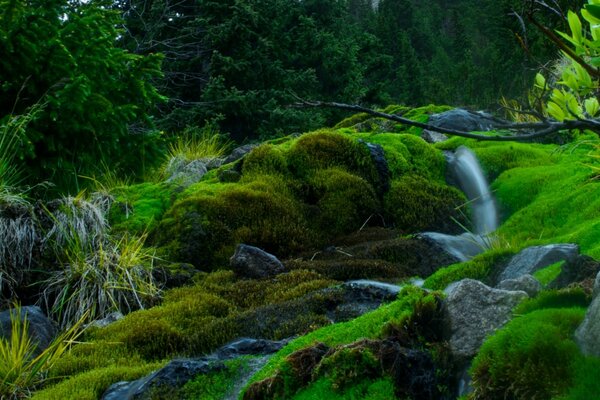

left=421, top=146, right=499, bottom=261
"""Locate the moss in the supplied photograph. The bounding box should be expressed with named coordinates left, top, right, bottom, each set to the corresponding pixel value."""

left=383, top=174, right=467, bottom=234
left=314, top=347, right=380, bottom=391
left=157, top=174, right=315, bottom=269
left=423, top=248, right=515, bottom=290
left=287, top=130, right=378, bottom=184
left=182, top=356, right=252, bottom=400
left=558, top=357, right=600, bottom=400
left=109, top=182, right=175, bottom=234
left=31, top=363, right=163, bottom=400
left=242, top=144, right=288, bottom=176
left=292, top=377, right=397, bottom=400
left=307, top=168, right=380, bottom=237
left=245, top=286, right=431, bottom=389
left=514, top=288, right=590, bottom=315
left=470, top=308, right=586, bottom=400
left=286, top=259, right=409, bottom=281
left=533, top=261, right=564, bottom=286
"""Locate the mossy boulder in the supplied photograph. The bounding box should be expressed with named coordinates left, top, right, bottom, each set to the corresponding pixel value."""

left=242, top=144, right=288, bottom=176
left=384, top=174, right=467, bottom=234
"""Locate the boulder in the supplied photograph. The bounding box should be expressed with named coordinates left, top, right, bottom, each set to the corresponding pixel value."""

left=428, top=108, right=504, bottom=132
left=549, top=254, right=600, bottom=290
left=496, top=274, right=542, bottom=297
left=86, top=311, right=124, bottom=329
left=223, top=144, right=258, bottom=164
left=361, top=141, right=390, bottom=195
left=0, top=306, right=57, bottom=356
left=498, top=243, right=579, bottom=283
left=102, top=359, right=223, bottom=400
left=443, top=279, right=528, bottom=362
left=575, top=294, right=600, bottom=357
left=164, top=156, right=208, bottom=187
left=594, top=270, right=600, bottom=298
left=215, top=338, right=289, bottom=359
left=230, top=244, right=286, bottom=279
left=332, top=280, right=403, bottom=322
left=421, top=129, right=448, bottom=143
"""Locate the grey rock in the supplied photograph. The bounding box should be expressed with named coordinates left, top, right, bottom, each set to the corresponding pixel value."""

left=223, top=144, right=258, bottom=164
left=421, top=129, right=448, bottom=143
left=497, top=274, right=542, bottom=297
left=0, top=306, right=57, bottom=356
left=576, top=294, right=600, bottom=357
left=342, top=280, right=401, bottom=301
left=549, top=254, right=600, bottom=290
left=230, top=244, right=285, bottom=279
left=419, top=232, right=484, bottom=262
left=102, top=359, right=223, bottom=400
left=443, top=279, right=528, bottom=362
left=457, top=362, right=474, bottom=398
left=362, top=141, right=390, bottom=194
left=216, top=338, right=289, bottom=359
left=594, top=270, right=600, bottom=298
left=498, top=244, right=579, bottom=282
left=164, top=156, right=208, bottom=187
left=86, top=311, right=124, bottom=329
left=206, top=157, right=224, bottom=170
left=428, top=108, right=504, bottom=132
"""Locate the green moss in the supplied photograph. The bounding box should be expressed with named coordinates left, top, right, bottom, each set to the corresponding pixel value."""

left=109, top=182, right=175, bottom=234
left=558, top=357, right=600, bottom=400
left=242, top=144, right=288, bottom=176
left=292, top=377, right=397, bottom=400
left=384, top=174, right=467, bottom=234
left=246, top=286, right=431, bottom=389
left=182, top=356, right=252, bottom=400
left=31, top=363, right=163, bottom=400
left=423, top=249, right=515, bottom=290
left=514, top=288, right=590, bottom=315
left=286, top=259, right=409, bottom=281
left=314, top=347, right=380, bottom=391
left=308, top=168, right=380, bottom=237
left=157, top=174, right=314, bottom=268
left=470, top=308, right=585, bottom=399
left=287, top=130, right=378, bottom=184
left=533, top=261, right=564, bottom=286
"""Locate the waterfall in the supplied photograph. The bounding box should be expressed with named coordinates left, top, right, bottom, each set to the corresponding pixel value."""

left=420, top=146, right=498, bottom=261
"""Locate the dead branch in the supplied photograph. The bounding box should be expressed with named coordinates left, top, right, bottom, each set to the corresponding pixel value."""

left=292, top=99, right=600, bottom=141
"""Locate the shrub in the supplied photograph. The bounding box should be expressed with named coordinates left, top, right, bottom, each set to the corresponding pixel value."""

left=384, top=174, right=467, bottom=234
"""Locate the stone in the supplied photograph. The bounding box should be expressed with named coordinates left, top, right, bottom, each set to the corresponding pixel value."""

left=215, top=338, right=289, bottom=359
left=496, top=274, right=542, bottom=297
left=418, top=232, right=483, bottom=262
left=230, top=244, right=286, bottom=279
left=86, top=311, right=124, bottom=329
left=361, top=141, right=390, bottom=194
left=428, top=108, right=505, bottom=132
left=576, top=294, right=600, bottom=357
left=498, top=243, right=579, bottom=283
left=0, top=306, right=57, bottom=356
left=443, top=279, right=528, bottom=362
left=222, top=144, right=258, bottom=164
left=331, top=280, right=403, bottom=322
left=102, top=359, right=223, bottom=400
left=594, top=270, right=600, bottom=298
left=549, top=254, right=600, bottom=290
left=421, top=129, right=448, bottom=143
left=164, top=156, right=208, bottom=187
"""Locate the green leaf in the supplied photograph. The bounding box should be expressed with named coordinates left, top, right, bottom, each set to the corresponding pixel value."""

left=567, top=11, right=583, bottom=44
left=535, top=73, right=546, bottom=89
left=547, top=101, right=566, bottom=121
left=584, top=4, right=600, bottom=21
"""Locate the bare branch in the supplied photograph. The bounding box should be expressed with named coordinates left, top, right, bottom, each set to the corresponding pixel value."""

left=291, top=98, right=600, bottom=141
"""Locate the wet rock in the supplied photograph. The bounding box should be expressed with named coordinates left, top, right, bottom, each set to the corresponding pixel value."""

left=498, top=244, right=579, bottom=282
left=0, top=306, right=57, bottom=356
left=230, top=244, right=286, bottom=279
left=223, top=144, right=258, bottom=164
left=360, top=141, right=390, bottom=195
left=443, top=279, right=528, bottom=362
left=428, top=108, right=504, bottom=132
left=594, top=271, right=600, bottom=298
left=497, top=274, right=542, bottom=297
left=331, top=280, right=403, bottom=322
left=549, top=254, right=600, bottom=290
left=421, top=129, right=448, bottom=143
left=576, top=294, right=600, bottom=357
left=418, top=232, right=483, bottom=262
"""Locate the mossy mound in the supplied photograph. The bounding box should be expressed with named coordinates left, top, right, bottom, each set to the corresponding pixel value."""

left=242, top=144, right=289, bottom=176
left=384, top=174, right=467, bottom=234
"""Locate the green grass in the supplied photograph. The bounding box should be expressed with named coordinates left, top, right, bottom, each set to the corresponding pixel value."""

left=291, top=377, right=396, bottom=400
left=182, top=357, right=253, bottom=400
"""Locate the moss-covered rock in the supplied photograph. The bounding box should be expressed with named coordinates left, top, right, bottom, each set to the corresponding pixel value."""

left=242, top=144, right=289, bottom=176
left=384, top=174, right=467, bottom=234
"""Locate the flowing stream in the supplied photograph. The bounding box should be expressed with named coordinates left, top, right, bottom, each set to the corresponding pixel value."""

left=421, top=146, right=498, bottom=261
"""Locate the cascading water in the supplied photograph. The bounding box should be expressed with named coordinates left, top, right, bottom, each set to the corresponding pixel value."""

left=420, top=146, right=499, bottom=261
